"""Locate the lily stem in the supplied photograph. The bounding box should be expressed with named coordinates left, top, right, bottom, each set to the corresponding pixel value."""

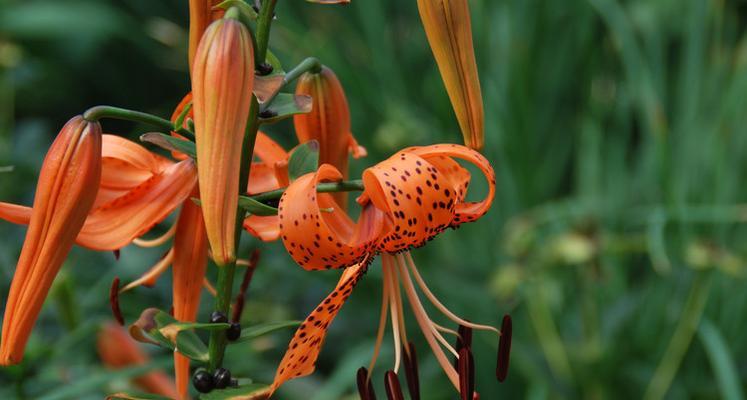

left=283, top=57, right=322, bottom=85
left=249, top=179, right=364, bottom=203
left=82, top=105, right=194, bottom=140
left=254, top=0, right=278, bottom=66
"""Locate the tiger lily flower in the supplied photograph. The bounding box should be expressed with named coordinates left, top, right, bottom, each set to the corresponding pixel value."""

left=294, top=66, right=366, bottom=207
left=270, top=144, right=505, bottom=396
left=97, top=322, right=180, bottom=398
left=192, top=16, right=255, bottom=266
left=417, top=0, right=484, bottom=151
left=1, top=116, right=102, bottom=365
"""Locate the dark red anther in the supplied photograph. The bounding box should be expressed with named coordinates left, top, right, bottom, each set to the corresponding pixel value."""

left=496, top=314, right=512, bottom=382
left=113, top=249, right=120, bottom=260
left=384, top=371, right=404, bottom=400
left=454, top=324, right=473, bottom=367
left=169, top=306, right=174, bottom=317
left=458, top=347, right=475, bottom=400
left=232, top=249, right=259, bottom=323
left=402, top=342, right=420, bottom=400
left=109, top=277, right=124, bottom=326
left=356, top=367, right=376, bottom=400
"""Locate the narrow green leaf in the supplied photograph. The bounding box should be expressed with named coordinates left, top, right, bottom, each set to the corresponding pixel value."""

left=140, top=132, right=196, bottom=159
left=238, top=196, right=279, bottom=216
left=698, top=319, right=744, bottom=400
left=232, top=320, right=302, bottom=344
left=199, top=383, right=271, bottom=400
left=259, top=94, right=312, bottom=125
left=106, top=392, right=173, bottom=400
left=130, top=308, right=210, bottom=362
left=288, top=140, right=319, bottom=181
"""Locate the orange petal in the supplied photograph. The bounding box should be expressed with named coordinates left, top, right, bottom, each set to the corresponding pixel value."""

left=417, top=0, right=484, bottom=150
left=404, top=144, right=495, bottom=225
left=1, top=116, right=102, bottom=365
left=254, top=131, right=289, bottom=165
left=188, top=0, right=226, bottom=70
left=192, top=18, right=254, bottom=266
left=97, top=322, right=179, bottom=398
left=362, top=151, right=459, bottom=253
left=0, top=202, right=31, bottom=225
left=278, top=164, right=383, bottom=270
left=171, top=187, right=209, bottom=399
left=270, top=262, right=368, bottom=393
left=243, top=215, right=281, bottom=242
left=169, top=93, right=194, bottom=161
left=76, top=159, right=197, bottom=251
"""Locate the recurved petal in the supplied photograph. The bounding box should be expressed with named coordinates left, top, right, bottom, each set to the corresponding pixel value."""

left=76, top=159, right=198, bottom=251
left=171, top=187, right=209, bottom=399
left=0, top=202, right=31, bottom=225
left=1, top=116, right=102, bottom=365
left=271, top=262, right=368, bottom=394
left=417, top=0, right=484, bottom=150
left=278, top=164, right=383, bottom=270
left=243, top=215, right=280, bottom=242
left=254, top=131, right=289, bottom=165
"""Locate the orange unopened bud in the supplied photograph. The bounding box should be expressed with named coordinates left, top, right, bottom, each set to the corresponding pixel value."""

left=192, top=17, right=254, bottom=266
left=172, top=188, right=209, bottom=399
left=294, top=66, right=366, bottom=207
left=97, top=322, right=179, bottom=398
left=417, top=0, right=484, bottom=151
left=0, top=116, right=101, bottom=366
left=188, top=0, right=226, bottom=70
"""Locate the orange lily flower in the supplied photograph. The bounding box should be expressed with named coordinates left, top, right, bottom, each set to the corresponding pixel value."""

left=188, top=0, right=226, bottom=69
left=417, top=0, right=484, bottom=151
left=0, top=116, right=102, bottom=365
left=192, top=17, right=255, bottom=266
left=172, top=189, right=209, bottom=399
left=294, top=66, right=366, bottom=207
left=97, top=322, right=180, bottom=398
left=270, top=144, right=502, bottom=396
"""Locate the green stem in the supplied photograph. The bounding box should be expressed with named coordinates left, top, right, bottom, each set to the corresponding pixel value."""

left=82, top=105, right=194, bottom=140
left=643, top=272, right=713, bottom=400
left=283, top=57, right=322, bottom=85
left=250, top=179, right=364, bottom=203
left=254, top=0, right=278, bottom=66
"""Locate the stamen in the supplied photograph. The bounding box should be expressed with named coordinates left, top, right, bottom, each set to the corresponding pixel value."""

left=367, top=261, right=391, bottom=379
left=113, top=249, right=120, bottom=260
left=496, top=314, right=512, bottom=382
left=433, top=322, right=460, bottom=337
left=384, top=371, right=404, bottom=400
left=454, top=324, right=473, bottom=367
left=132, top=223, right=177, bottom=247
left=402, top=342, right=420, bottom=400
left=396, top=253, right=460, bottom=390
left=458, top=347, right=475, bottom=400
left=120, top=248, right=174, bottom=292
left=203, top=278, right=217, bottom=296
left=405, top=252, right=499, bottom=335
left=385, top=256, right=402, bottom=373
left=430, top=322, right=459, bottom=358
left=232, top=250, right=259, bottom=322
left=390, top=261, right=409, bottom=349
left=109, top=277, right=124, bottom=325
left=357, top=367, right=376, bottom=400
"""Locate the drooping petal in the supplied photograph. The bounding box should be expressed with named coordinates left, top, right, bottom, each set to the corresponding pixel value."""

left=404, top=144, right=495, bottom=225
left=1, top=116, right=102, bottom=365
left=294, top=66, right=366, bottom=207
left=278, top=164, right=383, bottom=270
left=270, top=262, right=368, bottom=393
left=171, top=187, right=209, bottom=399
left=243, top=215, right=280, bottom=242
left=0, top=202, right=31, bottom=225
left=254, top=131, right=289, bottom=165
left=417, top=0, right=484, bottom=150
left=97, top=322, right=179, bottom=398
left=192, top=17, right=254, bottom=266
left=362, top=151, right=459, bottom=253
left=76, top=159, right=197, bottom=251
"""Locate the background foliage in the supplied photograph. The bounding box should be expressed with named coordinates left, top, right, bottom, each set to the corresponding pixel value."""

left=1, top=0, right=747, bottom=399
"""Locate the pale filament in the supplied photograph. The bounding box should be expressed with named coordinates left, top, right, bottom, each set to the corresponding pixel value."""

left=392, top=265, right=410, bottom=352
left=433, top=321, right=460, bottom=337
left=367, top=260, right=391, bottom=383
left=385, top=256, right=403, bottom=374
left=396, top=253, right=460, bottom=390
left=203, top=277, right=217, bottom=296
left=405, top=252, right=501, bottom=336
left=132, top=224, right=177, bottom=248
left=120, top=248, right=174, bottom=292
left=430, top=321, right=459, bottom=358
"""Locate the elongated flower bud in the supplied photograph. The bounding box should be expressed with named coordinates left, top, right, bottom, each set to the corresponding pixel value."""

left=192, top=17, right=254, bottom=266
left=172, top=188, right=209, bottom=399
left=417, top=0, right=484, bottom=150
left=294, top=66, right=366, bottom=207
left=0, top=116, right=101, bottom=365
left=188, top=0, right=226, bottom=70
left=97, top=322, right=179, bottom=398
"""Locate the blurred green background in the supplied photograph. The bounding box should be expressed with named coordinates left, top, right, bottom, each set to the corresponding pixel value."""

left=2, top=0, right=747, bottom=399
